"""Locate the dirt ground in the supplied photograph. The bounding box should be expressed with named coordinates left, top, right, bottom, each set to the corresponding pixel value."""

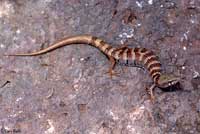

left=0, top=0, right=200, bottom=134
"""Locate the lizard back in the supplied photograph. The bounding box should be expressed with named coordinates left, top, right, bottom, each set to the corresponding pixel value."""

left=110, top=47, right=162, bottom=83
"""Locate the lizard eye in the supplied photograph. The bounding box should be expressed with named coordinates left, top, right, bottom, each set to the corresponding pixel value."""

left=169, top=81, right=173, bottom=86
left=161, top=81, right=181, bottom=92
left=168, top=81, right=174, bottom=86
left=169, top=80, right=179, bottom=86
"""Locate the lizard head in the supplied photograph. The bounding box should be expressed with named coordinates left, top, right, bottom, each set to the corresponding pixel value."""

left=156, top=74, right=180, bottom=89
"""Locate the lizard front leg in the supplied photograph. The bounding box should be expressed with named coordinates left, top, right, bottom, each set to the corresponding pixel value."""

left=146, top=83, right=156, bottom=102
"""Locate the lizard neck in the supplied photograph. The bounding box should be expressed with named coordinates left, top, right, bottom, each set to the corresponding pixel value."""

left=153, top=74, right=161, bottom=85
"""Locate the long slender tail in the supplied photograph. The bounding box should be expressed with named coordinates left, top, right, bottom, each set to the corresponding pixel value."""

left=6, top=35, right=115, bottom=56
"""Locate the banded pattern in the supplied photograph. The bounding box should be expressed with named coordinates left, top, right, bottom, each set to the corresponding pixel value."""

left=91, top=36, right=163, bottom=84
left=8, top=35, right=162, bottom=84
left=110, top=47, right=161, bottom=84
left=8, top=35, right=180, bottom=101
left=90, top=36, right=116, bottom=55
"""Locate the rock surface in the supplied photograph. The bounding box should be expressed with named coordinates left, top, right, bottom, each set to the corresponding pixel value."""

left=0, top=0, right=200, bottom=133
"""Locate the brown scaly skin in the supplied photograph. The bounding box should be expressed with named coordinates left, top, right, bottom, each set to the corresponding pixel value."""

left=6, top=35, right=180, bottom=101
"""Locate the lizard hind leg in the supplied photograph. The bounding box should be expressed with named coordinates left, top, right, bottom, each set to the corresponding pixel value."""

left=104, top=45, right=129, bottom=78
left=105, top=56, right=119, bottom=78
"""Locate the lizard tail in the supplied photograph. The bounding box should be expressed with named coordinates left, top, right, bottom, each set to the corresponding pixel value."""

left=6, top=35, right=114, bottom=56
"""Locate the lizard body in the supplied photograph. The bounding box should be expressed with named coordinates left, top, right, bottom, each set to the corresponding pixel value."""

left=7, top=35, right=180, bottom=100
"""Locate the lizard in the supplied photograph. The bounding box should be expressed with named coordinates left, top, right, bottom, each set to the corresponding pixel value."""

left=6, top=35, right=180, bottom=101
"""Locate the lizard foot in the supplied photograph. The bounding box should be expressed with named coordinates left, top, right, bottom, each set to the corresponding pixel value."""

left=146, top=85, right=155, bottom=103
left=105, top=69, right=119, bottom=78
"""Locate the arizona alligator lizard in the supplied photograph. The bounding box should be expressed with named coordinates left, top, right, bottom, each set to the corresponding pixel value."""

left=7, top=35, right=180, bottom=101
